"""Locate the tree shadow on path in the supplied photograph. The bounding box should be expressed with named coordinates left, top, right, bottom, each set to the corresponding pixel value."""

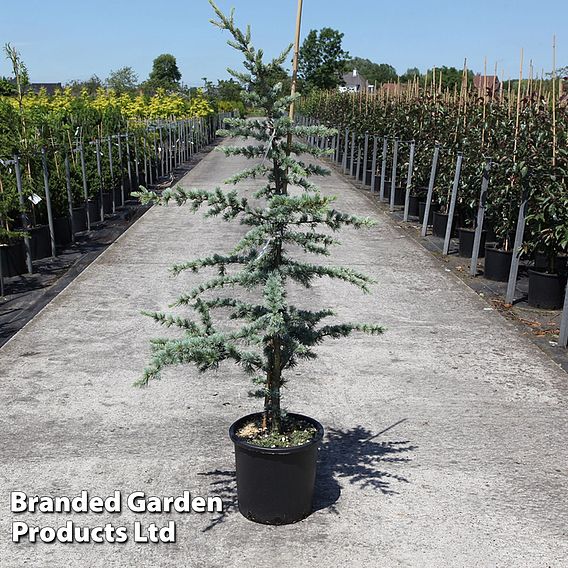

left=200, top=419, right=415, bottom=530
left=313, top=419, right=415, bottom=513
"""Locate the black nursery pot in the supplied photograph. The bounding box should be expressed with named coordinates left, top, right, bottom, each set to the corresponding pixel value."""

left=528, top=270, right=567, bottom=310
left=0, top=240, right=27, bottom=277
left=432, top=211, right=458, bottom=238
left=72, top=206, right=88, bottom=233
left=87, top=200, right=102, bottom=223
left=53, top=217, right=72, bottom=246
left=458, top=228, right=486, bottom=258
left=384, top=186, right=405, bottom=206
left=484, top=245, right=513, bottom=282
left=30, top=225, right=51, bottom=260
left=229, top=412, right=324, bottom=525
left=408, top=195, right=420, bottom=217
left=533, top=252, right=567, bottom=277
left=418, top=201, right=437, bottom=225
left=102, top=192, right=114, bottom=215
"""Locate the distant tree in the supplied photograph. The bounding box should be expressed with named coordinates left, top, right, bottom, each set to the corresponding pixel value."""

left=0, top=76, right=16, bottom=96
left=66, top=74, right=103, bottom=96
left=298, top=28, right=349, bottom=91
left=266, top=65, right=292, bottom=94
left=144, top=53, right=182, bottom=93
left=425, top=66, right=473, bottom=90
left=106, top=66, right=138, bottom=94
left=217, top=78, right=243, bottom=100
left=544, top=65, right=568, bottom=79
left=400, top=67, right=421, bottom=83
left=344, top=57, right=397, bottom=85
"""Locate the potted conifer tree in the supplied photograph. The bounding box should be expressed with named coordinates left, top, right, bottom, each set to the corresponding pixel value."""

left=135, top=1, right=383, bottom=525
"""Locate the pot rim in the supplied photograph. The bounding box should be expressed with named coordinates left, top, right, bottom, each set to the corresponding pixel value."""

left=528, top=268, right=564, bottom=278
left=229, top=412, right=324, bottom=455
left=485, top=242, right=513, bottom=253
left=458, top=227, right=486, bottom=234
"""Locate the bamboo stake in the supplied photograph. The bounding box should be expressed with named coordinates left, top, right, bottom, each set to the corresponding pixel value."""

left=288, top=0, right=303, bottom=123
left=552, top=35, right=557, bottom=167
left=507, top=75, right=512, bottom=118
left=482, top=57, right=487, bottom=147
left=513, top=49, right=524, bottom=163
left=463, top=60, right=468, bottom=128
left=433, top=67, right=436, bottom=101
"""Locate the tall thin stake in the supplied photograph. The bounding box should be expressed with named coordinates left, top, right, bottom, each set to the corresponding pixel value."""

left=288, top=0, right=303, bottom=123
left=552, top=35, right=557, bottom=167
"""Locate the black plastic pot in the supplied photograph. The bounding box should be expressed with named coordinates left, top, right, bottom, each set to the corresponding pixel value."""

left=102, top=193, right=113, bottom=215
left=418, top=201, right=437, bottom=225
left=484, top=245, right=513, bottom=282
left=408, top=195, right=420, bottom=217
left=0, top=241, right=27, bottom=277
left=54, top=217, right=72, bottom=246
left=432, top=211, right=458, bottom=238
left=72, top=206, right=88, bottom=233
left=229, top=412, right=324, bottom=525
left=371, top=175, right=379, bottom=192
left=533, top=252, right=567, bottom=277
left=88, top=200, right=101, bottom=223
left=383, top=186, right=405, bottom=206
left=528, top=269, right=567, bottom=309
left=30, top=225, right=51, bottom=260
left=458, top=228, right=486, bottom=258
left=365, top=170, right=372, bottom=186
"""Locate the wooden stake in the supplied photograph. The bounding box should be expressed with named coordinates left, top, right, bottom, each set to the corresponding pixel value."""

left=482, top=57, right=487, bottom=148
left=513, top=49, right=524, bottom=162
left=507, top=75, right=512, bottom=118
left=462, top=59, right=468, bottom=128
left=552, top=35, right=557, bottom=167
left=288, top=0, right=303, bottom=123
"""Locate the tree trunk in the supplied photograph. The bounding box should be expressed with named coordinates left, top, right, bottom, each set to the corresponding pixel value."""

left=265, top=336, right=282, bottom=433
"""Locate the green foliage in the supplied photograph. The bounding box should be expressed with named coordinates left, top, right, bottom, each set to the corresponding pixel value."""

left=424, top=66, right=473, bottom=90
left=106, top=66, right=139, bottom=94
left=400, top=67, right=421, bottom=83
left=66, top=75, right=103, bottom=96
left=136, top=2, right=383, bottom=434
left=0, top=76, right=16, bottom=96
left=216, top=79, right=243, bottom=101
left=298, top=28, right=350, bottom=91
left=345, top=57, right=397, bottom=85
left=145, top=54, right=182, bottom=93
left=301, top=85, right=567, bottom=260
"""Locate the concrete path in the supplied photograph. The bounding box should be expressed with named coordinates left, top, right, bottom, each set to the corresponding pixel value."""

left=1, top=139, right=567, bottom=568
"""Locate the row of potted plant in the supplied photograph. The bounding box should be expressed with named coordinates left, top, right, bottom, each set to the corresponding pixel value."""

left=0, top=115, right=220, bottom=278
left=300, top=88, right=567, bottom=309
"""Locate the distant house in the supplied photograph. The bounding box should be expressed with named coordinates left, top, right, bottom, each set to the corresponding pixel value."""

left=5, top=80, right=63, bottom=95
left=473, top=74, right=500, bottom=97
left=339, top=69, right=374, bottom=93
